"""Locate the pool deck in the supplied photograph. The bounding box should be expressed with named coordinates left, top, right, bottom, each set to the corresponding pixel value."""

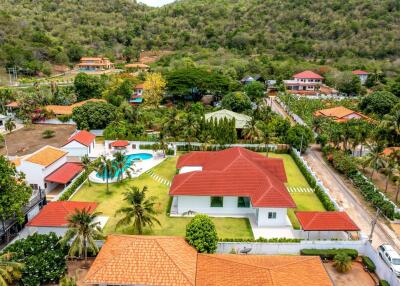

left=88, top=150, right=166, bottom=184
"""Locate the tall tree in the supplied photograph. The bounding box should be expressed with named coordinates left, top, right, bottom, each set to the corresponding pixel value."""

left=242, top=117, right=262, bottom=143
left=143, top=72, right=166, bottom=108
left=115, top=186, right=160, bottom=234
left=95, top=155, right=116, bottom=194
left=362, top=144, right=385, bottom=179
left=0, top=253, right=23, bottom=286
left=113, top=151, right=127, bottom=182
left=4, top=119, right=15, bottom=134
left=0, top=156, right=32, bottom=227
left=60, top=208, right=103, bottom=267
left=81, top=155, right=92, bottom=187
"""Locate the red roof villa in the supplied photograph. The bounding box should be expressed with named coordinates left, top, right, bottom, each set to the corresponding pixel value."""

left=284, top=70, right=337, bottom=96
left=169, top=147, right=296, bottom=228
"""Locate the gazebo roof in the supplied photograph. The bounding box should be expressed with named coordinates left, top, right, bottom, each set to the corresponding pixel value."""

left=110, top=140, right=129, bottom=147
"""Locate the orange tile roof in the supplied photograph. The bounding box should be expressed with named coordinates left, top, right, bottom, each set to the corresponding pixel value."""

left=45, top=99, right=106, bottom=115
left=84, top=235, right=333, bottom=286
left=295, top=211, right=360, bottom=231
left=196, top=254, right=333, bottom=286
left=314, top=106, right=370, bottom=122
left=84, top=235, right=197, bottom=285
left=383, top=147, right=400, bottom=156
left=24, top=146, right=67, bottom=167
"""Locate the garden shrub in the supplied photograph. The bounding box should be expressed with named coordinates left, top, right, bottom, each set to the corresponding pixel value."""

left=219, top=237, right=301, bottom=243
left=3, top=233, right=68, bottom=286
left=300, top=248, right=358, bottom=260
left=379, top=280, right=390, bottom=286
left=59, top=171, right=88, bottom=201
left=186, top=214, right=218, bottom=253
left=361, top=256, right=376, bottom=272
left=57, top=114, right=71, bottom=122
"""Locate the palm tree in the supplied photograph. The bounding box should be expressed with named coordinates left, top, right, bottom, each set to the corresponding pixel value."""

left=113, top=151, right=127, bottom=183
left=362, top=143, right=385, bottom=179
left=59, top=275, right=77, bottom=286
left=158, top=131, right=168, bottom=157
left=60, top=208, right=103, bottom=267
left=115, top=186, right=161, bottom=234
left=381, top=155, right=398, bottom=192
left=357, top=122, right=371, bottom=156
left=0, top=253, right=23, bottom=285
left=95, top=155, right=116, bottom=194
left=381, top=110, right=400, bottom=138
left=4, top=119, right=15, bottom=134
left=243, top=117, right=262, bottom=143
left=333, top=253, right=352, bottom=273
left=81, top=155, right=92, bottom=187
left=260, top=124, right=275, bottom=157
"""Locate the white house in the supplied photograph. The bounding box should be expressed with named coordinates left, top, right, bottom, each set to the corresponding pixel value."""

left=352, top=70, right=369, bottom=85
left=169, top=147, right=296, bottom=227
left=62, top=130, right=96, bottom=157
left=26, top=201, right=101, bottom=236
left=283, top=70, right=337, bottom=96
left=17, top=146, right=83, bottom=194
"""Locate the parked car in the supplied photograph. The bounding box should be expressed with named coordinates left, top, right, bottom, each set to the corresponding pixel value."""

left=378, top=244, right=400, bottom=276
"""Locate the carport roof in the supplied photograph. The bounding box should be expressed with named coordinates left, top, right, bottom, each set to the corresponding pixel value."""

left=295, top=211, right=360, bottom=231
left=45, top=162, right=83, bottom=184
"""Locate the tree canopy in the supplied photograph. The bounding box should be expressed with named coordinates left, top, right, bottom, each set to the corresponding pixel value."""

left=72, top=101, right=117, bottom=130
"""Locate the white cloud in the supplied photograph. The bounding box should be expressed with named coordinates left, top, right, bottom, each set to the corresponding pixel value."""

left=137, top=0, right=176, bottom=7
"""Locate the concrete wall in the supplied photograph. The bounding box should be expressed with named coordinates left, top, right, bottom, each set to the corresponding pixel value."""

left=26, top=226, right=67, bottom=237
left=257, top=208, right=288, bottom=227
left=62, top=140, right=89, bottom=157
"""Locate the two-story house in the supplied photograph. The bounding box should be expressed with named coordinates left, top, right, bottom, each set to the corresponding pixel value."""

left=77, top=57, right=113, bottom=71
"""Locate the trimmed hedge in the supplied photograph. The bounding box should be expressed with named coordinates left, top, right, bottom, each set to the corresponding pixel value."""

left=219, top=237, right=301, bottom=243
left=300, top=248, right=358, bottom=260
left=290, top=149, right=336, bottom=211
left=361, top=256, right=376, bottom=272
left=379, top=280, right=390, bottom=286
left=58, top=171, right=88, bottom=201
left=176, top=144, right=288, bottom=153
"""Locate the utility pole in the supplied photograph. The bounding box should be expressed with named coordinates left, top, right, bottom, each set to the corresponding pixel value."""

left=299, top=132, right=304, bottom=154
left=369, top=208, right=380, bottom=242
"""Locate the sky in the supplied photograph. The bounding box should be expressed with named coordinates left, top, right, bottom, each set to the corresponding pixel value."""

left=137, top=0, right=176, bottom=7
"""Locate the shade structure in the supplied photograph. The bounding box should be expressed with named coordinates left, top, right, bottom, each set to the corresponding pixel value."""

left=45, top=162, right=83, bottom=184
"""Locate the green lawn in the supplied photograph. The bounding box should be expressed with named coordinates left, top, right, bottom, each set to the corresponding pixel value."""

left=268, top=153, right=309, bottom=187
left=71, top=157, right=253, bottom=239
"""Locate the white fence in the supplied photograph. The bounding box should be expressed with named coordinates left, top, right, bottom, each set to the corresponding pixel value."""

left=218, top=240, right=400, bottom=286
left=275, top=97, right=307, bottom=126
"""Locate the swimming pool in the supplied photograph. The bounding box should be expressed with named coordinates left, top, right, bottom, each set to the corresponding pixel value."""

left=96, top=153, right=153, bottom=179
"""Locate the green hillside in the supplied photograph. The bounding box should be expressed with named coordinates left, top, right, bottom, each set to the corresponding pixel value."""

left=0, top=0, right=399, bottom=74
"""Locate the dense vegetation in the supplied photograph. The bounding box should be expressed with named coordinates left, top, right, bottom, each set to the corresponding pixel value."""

left=1, top=0, right=400, bottom=75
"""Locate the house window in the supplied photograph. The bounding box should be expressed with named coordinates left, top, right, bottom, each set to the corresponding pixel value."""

left=268, top=212, right=277, bottom=219
left=237, top=197, right=250, bottom=208
left=210, top=197, right=223, bottom=207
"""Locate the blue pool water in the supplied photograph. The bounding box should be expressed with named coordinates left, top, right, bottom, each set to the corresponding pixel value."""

left=96, top=153, right=153, bottom=179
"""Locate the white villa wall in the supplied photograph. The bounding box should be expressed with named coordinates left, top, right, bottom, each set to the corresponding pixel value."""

left=176, top=195, right=257, bottom=216
left=18, top=156, right=67, bottom=192
left=180, top=166, right=202, bottom=174
left=62, top=140, right=90, bottom=157
left=257, top=208, right=288, bottom=227
left=26, top=226, right=68, bottom=237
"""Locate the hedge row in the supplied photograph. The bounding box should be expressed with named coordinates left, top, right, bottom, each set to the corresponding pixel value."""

left=219, top=237, right=302, bottom=243
left=139, top=144, right=175, bottom=155
left=361, top=256, right=376, bottom=272
left=380, top=280, right=390, bottom=286
left=58, top=171, right=88, bottom=201
left=326, top=149, right=398, bottom=220
left=289, top=149, right=336, bottom=211
left=176, top=144, right=284, bottom=153
left=300, top=248, right=358, bottom=260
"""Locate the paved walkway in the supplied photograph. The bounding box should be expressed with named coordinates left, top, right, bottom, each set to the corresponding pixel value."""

left=145, top=170, right=172, bottom=186
left=287, top=187, right=314, bottom=193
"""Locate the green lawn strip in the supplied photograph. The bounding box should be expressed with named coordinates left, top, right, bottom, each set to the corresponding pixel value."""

left=71, top=157, right=253, bottom=239
left=268, top=153, right=309, bottom=187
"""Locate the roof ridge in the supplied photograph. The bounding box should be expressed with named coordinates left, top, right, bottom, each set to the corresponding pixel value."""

left=199, top=254, right=276, bottom=271
left=269, top=256, right=317, bottom=270
left=171, top=172, right=197, bottom=193
left=154, top=238, right=195, bottom=285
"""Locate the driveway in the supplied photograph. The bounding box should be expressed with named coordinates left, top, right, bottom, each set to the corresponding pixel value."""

left=304, top=145, right=400, bottom=251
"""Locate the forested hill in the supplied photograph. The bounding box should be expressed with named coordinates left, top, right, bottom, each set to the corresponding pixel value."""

left=1, top=0, right=400, bottom=73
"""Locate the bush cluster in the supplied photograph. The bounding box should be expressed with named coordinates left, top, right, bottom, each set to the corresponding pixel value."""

left=379, top=280, right=390, bottom=286
left=219, top=237, right=301, bottom=243
left=326, top=149, right=397, bottom=220
left=290, top=149, right=336, bottom=211
left=3, top=233, right=69, bottom=286
left=361, top=256, right=376, bottom=272
left=300, top=248, right=358, bottom=260
left=59, top=171, right=88, bottom=201
left=186, top=214, right=218, bottom=253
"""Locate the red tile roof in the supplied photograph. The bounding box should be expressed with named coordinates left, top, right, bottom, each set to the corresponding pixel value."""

left=64, top=130, right=96, bottom=147
left=84, top=235, right=333, bottom=286
left=45, top=162, right=83, bottom=184
left=293, top=70, right=324, bottom=79
left=6, top=101, right=19, bottom=108
left=135, top=83, right=144, bottom=89
left=295, top=211, right=360, bottom=231
left=352, top=70, right=368, bottom=75
left=382, top=147, right=400, bottom=156
left=170, top=147, right=295, bottom=208
left=110, top=140, right=129, bottom=147
left=27, top=201, right=97, bottom=227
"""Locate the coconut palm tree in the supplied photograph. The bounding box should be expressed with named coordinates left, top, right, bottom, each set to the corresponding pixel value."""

left=113, top=151, right=127, bottom=183
left=260, top=124, right=275, bottom=157
left=60, top=208, right=103, bottom=267
left=0, top=253, right=23, bottom=285
left=81, top=155, right=92, bottom=187
left=381, top=110, right=400, bottom=138
left=333, top=253, right=352, bottom=273
left=362, top=143, right=385, bottom=179
left=243, top=117, right=262, bottom=143
left=115, top=186, right=161, bottom=234
left=95, top=155, right=116, bottom=194
left=4, top=119, right=15, bottom=134
left=381, top=155, right=398, bottom=192
left=59, top=275, right=77, bottom=286
left=158, top=131, right=168, bottom=157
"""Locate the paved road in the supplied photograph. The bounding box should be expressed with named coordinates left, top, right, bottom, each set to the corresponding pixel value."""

left=269, top=97, right=400, bottom=250
left=265, top=97, right=295, bottom=125
left=306, top=145, right=400, bottom=250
